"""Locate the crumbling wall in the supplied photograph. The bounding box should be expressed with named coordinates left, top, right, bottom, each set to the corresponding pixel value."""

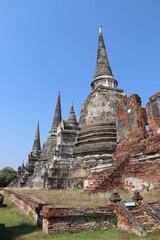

left=116, top=94, right=147, bottom=142
left=41, top=205, right=114, bottom=234
left=114, top=92, right=160, bottom=191
left=3, top=190, right=115, bottom=234
left=84, top=92, right=160, bottom=193
left=3, top=189, right=45, bottom=226
left=146, top=91, right=160, bottom=136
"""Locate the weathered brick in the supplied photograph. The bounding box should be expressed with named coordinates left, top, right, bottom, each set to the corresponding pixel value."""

left=146, top=91, right=160, bottom=136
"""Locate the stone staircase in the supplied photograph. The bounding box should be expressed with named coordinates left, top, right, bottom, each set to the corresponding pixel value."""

left=149, top=202, right=160, bottom=218
left=84, top=156, right=129, bottom=193
left=127, top=203, right=160, bottom=234
left=107, top=191, right=160, bottom=236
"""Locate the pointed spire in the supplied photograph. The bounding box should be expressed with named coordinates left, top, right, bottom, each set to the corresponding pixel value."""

left=68, top=103, right=77, bottom=125
left=32, top=121, right=41, bottom=154
left=22, top=161, right=25, bottom=169
left=50, top=92, right=62, bottom=134
left=91, top=26, right=117, bottom=90
left=94, top=25, right=113, bottom=79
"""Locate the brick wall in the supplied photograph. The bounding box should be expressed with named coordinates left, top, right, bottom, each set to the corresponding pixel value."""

left=146, top=91, right=160, bottom=136
left=114, top=134, right=160, bottom=191
left=114, top=92, right=160, bottom=191
left=3, top=189, right=160, bottom=236
left=116, top=94, right=147, bottom=142
left=84, top=92, right=160, bottom=193
left=3, top=190, right=115, bottom=234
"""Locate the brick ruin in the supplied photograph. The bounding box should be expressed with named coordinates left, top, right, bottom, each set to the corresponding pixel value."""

left=115, top=92, right=160, bottom=191
left=3, top=189, right=160, bottom=236
left=3, top=189, right=115, bottom=234
left=84, top=93, right=160, bottom=193
left=9, top=26, right=160, bottom=193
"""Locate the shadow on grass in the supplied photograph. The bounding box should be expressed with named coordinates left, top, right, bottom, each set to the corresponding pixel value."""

left=0, top=223, right=38, bottom=240
left=1, top=204, right=8, bottom=208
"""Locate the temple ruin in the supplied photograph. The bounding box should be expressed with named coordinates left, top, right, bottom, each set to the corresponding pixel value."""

left=11, top=26, right=160, bottom=192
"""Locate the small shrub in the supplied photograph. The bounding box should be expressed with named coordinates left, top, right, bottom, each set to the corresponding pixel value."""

left=109, top=215, right=118, bottom=226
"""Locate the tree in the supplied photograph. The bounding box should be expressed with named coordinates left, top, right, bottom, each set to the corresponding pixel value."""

left=0, top=167, right=17, bottom=187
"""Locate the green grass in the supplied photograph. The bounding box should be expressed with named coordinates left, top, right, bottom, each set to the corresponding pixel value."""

left=0, top=195, right=37, bottom=240
left=1, top=194, right=160, bottom=240
left=17, top=229, right=160, bottom=240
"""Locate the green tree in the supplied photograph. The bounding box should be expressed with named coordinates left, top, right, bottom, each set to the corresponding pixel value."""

left=0, top=167, right=17, bottom=187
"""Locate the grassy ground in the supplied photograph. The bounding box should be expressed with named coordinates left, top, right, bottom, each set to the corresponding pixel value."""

left=0, top=194, right=160, bottom=240
left=0, top=195, right=37, bottom=240
left=7, top=188, right=160, bottom=208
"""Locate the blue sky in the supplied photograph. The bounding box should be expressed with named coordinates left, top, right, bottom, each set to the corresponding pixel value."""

left=0, top=0, right=160, bottom=170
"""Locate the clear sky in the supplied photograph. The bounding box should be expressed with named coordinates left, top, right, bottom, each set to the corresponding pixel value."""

left=0, top=0, right=160, bottom=170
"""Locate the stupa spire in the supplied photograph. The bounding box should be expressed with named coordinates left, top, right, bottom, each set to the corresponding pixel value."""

left=32, top=121, right=41, bottom=154
left=94, top=25, right=113, bottom=79
left=50, top=92, right=62, bottom=134
left=68, top=103, right=77, bottom=125
left=22, top=161, right=25, bottom=169
left=91, top=26, right=117, bottom=90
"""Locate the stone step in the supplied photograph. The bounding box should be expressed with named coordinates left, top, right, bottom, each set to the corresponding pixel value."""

left=135, top=216, right=151, bottom=223
left=79, top=124, right=116, bottom=133
left=75, top=137, right=117, bottom=146
left=80, top=155, right=113, bottom=161
left=73, top=143, right=116, bottom=156
left=129, top=209, right=144, bottom=213
left=82, top=127, right=116, bottom=132
left=84, top=157, right=129, bottom=193
left=89, top=169, right=114, bottom=176
left=79, top=128, right=116, bottom=135
left=143, top=222, right=155, bottom=226
left=135, top=214, right=148, bottom=219
left=77, top=132, right=116, bottom=141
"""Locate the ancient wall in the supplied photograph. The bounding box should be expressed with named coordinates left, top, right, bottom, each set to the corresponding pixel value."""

left=115, top=134, right=160, bottom=191
left=3, top=190, right=160, bottom=236
left=115, top=92, right=160, bottom=191
left=3, top=190, right=115, bottom=234
left=116, top=91, right=160, bottom=142
left=146, top=91, right=160, bottom=136
left=116, top=94, right=147, bottom=142
left=3, top=189, right=45, bottom=227
left=41, top=205, right=114, bottom=234
left=84, top=92, right=160, bottom=193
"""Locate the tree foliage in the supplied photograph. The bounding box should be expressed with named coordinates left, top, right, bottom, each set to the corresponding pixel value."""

left=0, top=167, right=17, bottom=187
